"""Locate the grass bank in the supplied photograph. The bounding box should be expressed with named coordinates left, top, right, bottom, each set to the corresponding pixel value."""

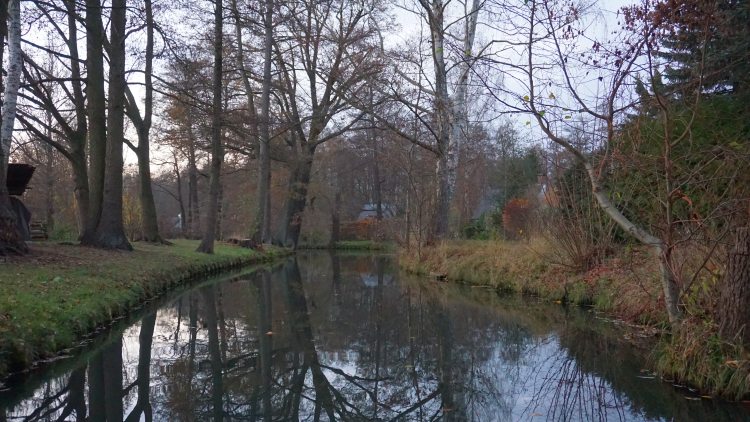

left=400, top=240, right=750, bottom=400
left=0, top=240, right=288, bottom=378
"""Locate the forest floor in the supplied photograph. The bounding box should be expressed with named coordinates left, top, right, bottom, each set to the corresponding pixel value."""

left=0, top=240, right=288, bottom=379
left=400, top=239, right=750, bottom=400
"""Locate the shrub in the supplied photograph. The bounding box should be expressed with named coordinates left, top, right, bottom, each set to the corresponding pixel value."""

left=502, top=198, right=533, bottom=240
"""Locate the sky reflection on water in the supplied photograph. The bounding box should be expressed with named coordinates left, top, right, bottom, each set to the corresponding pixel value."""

left=1, top=253, right=748, bottom=421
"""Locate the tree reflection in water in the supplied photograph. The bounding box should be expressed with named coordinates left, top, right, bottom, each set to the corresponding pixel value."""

left=1, top=253, right=749, bottom=421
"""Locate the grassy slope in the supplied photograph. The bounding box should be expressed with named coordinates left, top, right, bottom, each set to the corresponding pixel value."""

left=0, top=240, right=287, bottom=377
left=400, top=239, right=667, bottom=324
left=400, top=239, right=750, bottom=399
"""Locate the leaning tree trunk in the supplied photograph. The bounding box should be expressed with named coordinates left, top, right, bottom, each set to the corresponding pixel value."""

left=0, top=0, right=26, bottom=255
left=275, top=148, right=314, bottom=249
left=196, top=0, right=224, bottom=254
left=90, top=0, right=131, bottom=250
left=717, top=227, right=750, bottom=346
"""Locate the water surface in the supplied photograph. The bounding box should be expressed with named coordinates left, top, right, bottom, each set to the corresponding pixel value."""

left=1, top=252, right=748, bottom=421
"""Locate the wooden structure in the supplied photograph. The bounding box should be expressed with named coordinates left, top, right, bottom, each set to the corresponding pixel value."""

left=7, top=163, right=35, bottom=195
left=7, top=163, right=36, bottom=240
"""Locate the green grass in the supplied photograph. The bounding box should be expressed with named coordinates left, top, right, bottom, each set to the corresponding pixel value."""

left=0, top=240, right=288, bottom=378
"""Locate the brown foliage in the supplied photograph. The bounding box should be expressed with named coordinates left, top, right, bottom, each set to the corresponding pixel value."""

left=502, top=198, right=533, bottom=240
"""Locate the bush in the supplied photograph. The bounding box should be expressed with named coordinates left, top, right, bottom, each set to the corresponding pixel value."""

left=48, top=224, right=78, bottom=241
left=502, top=198, right=533, bottom=240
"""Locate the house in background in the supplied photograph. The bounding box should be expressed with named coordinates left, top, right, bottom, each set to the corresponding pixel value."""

left=356, top=203, right=396, bottom=221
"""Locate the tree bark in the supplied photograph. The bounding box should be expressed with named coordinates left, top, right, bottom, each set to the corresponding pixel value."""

left=0, top=0, right=26, bottom=255
left=172, top=151, right=187, bottom=237
left=128, top=0, right=164, bottom=244
left=43, top=140, right=55, bottom=232
left=90, top=0, right=132, bottom=250
left=65, top=0, right=90, bottom=237
left=255, top=0, right=274, bottom=242
left=197, top=0, right=224, bottom=253
left=429, top=0, right=452, bottom=240
left=330, top=189, right=341, bottom=247
left=275, top=148, right=314, bottom=248
left=187, top=132, right=200, bottom=238
left=717, top=227, right=750, bottom=346
left=82, top=0, right=107, bottom=242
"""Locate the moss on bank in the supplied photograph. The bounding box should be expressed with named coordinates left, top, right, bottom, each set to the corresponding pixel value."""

left=0, top=240, right=288, bottom=378
left=400, top=240, right=750, bottom=400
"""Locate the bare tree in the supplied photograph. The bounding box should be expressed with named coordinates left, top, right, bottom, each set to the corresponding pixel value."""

left=271, top=0, right=383, bottom=248
left=367, top=0, right=486, bottom=240
left=86, top=0, right=132, bottom=250
left=124, top=0, right=167, bottom=243
left=197, top=0, right=225, bottom=253
left=81, top=0, right=108, bottom=243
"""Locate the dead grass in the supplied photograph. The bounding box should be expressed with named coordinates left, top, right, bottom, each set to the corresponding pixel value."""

left=399, top=238, right=750, bottom=399
left=400, top=239, right=665, bottom=322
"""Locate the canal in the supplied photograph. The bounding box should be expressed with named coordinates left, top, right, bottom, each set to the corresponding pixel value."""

left=1, top=252, right=748, bottom=421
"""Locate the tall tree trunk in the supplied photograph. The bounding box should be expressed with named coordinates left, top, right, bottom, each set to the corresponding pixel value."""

left=64, top=0, right=90, bottom=238
left=330, top=190, right=341, bottom=247
left=172, top=152, right=187, bottom=237
left=429, top=0, right=452, bottom=240
left=44, top=140, right=55, bottom=232
left=216, top=181, right=224, bottom=241
left=137, top=137, right=162, bottom=242
left=254, top=0, right=274, bottom=242
left=83, top=0, right=107, bottom=242
left=90, top=0, right=131, bottom=250
left=187, top=135, right=200, bottom=238
left=717, top=227, right=750, bottom=346
left=131, top=0, right=164, bottom=244
left=369, top=120, right=383, bottom=220
left=71, top=150, right=90, bottom=236
left=0, top=0, right=26, bottom=255
left=197, top=0, right=224, bottom=253
left=275, top=148, right=314, bottom=248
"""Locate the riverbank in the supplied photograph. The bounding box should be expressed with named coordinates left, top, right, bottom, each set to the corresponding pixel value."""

left=298, top=240, right=395, bottom=251
left=400, top=240, right=750, bottom=400
left=0, top=240, right=288, bottom=379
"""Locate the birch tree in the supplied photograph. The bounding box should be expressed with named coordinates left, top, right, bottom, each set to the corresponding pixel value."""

left=0, top=0, right=25, bottom=254
left=371, top=0, right=485, bottom=240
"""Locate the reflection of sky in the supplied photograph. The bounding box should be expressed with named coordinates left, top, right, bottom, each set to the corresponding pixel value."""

left=359, top=272, right=394, bottom=287
left=3, top=256, right=748, bottom=421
